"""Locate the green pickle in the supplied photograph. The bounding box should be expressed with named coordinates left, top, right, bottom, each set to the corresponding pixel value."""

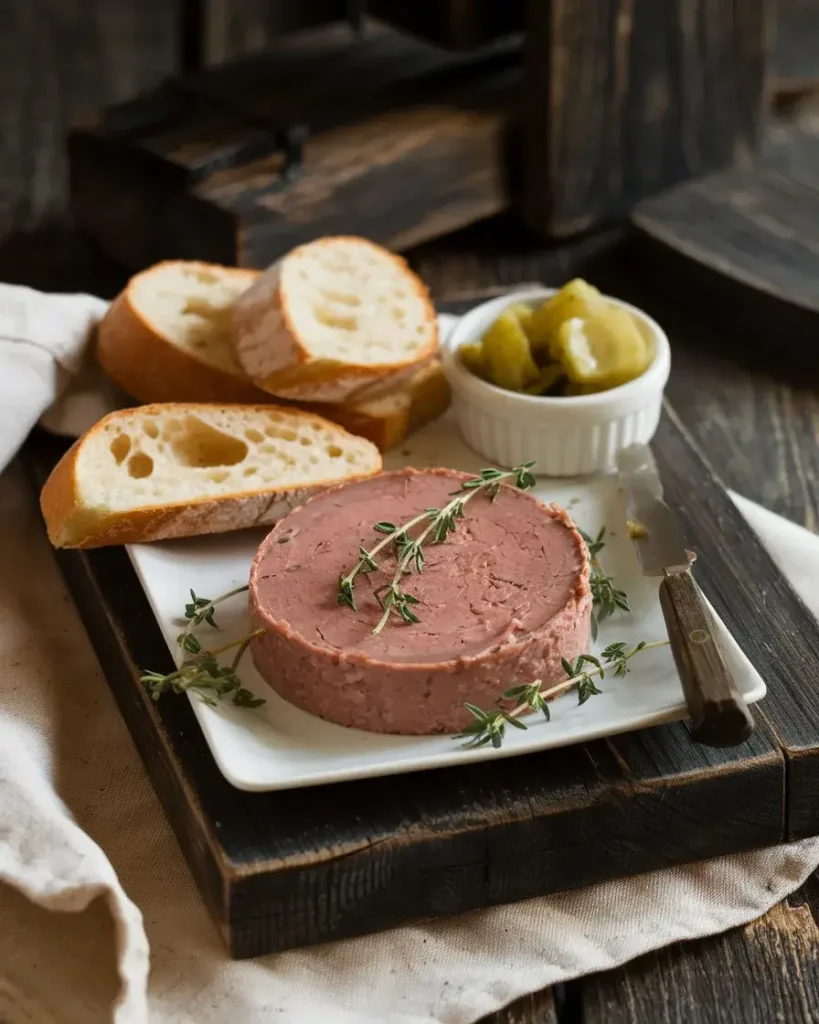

left=458, top=341, right=486, bottom=378
left=507, top=302, right=535, bottom=336
left=528, top=280, right=605, bottom=358
left=481, top=310, right=539, bottom=391
left=456, top=280, right=651, bottom=396
left=523, top=364, right=563, bottom=396
left=558, top=308, right=650, bottom=390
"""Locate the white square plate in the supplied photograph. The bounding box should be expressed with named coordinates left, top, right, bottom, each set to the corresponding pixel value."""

left=128, top=410, right=766, bottom=792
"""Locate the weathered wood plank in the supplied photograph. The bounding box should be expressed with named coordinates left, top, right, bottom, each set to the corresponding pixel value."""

left=631, top=120, right=819, bottom=368
left=521, top=0, right=771, bottom=238
left=776, top=0, right=819, bottom=94
left=478, top=988, right=558, bottom=1024
left=410, top=215, right=624, bottom=301
left=69, top=26, right=519, bottom=269
left=367, top=0, right=523, bottom=51
left=578, top=872, right=819, bottom=1023
left=204, top=0, right=346, bottom=66
left=0, top=0, right=174, bottom=237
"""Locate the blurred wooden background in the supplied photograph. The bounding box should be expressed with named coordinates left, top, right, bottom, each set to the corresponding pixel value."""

left=3, top=0, right=815, bottom=289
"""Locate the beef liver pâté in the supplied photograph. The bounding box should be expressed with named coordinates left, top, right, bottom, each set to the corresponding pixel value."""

left=249, top=468, right=591, bottom=734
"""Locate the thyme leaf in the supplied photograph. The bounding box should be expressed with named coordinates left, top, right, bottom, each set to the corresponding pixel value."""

left=337, top=462, right=537, bottom=634
left=456, top=639, right=668, bottom=749
left=144, top=586, right=265, bottom=709
left=579, top=527, right=630, bottom=635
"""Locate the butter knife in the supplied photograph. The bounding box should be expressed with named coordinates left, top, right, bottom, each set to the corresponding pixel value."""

left=617, top=443, right=754, bottom=748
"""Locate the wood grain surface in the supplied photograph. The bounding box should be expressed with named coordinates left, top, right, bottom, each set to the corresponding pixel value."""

left=776, top=0, right=819, bottom=94
left=631, top=108, right=819, bottom=366
left=202, top=0, right=346, bottom=65
left=69, top=25, right=520, bottom=270
left=521, top=0, right=771, bottom=237
left=366, top=0, right=524, bottom=51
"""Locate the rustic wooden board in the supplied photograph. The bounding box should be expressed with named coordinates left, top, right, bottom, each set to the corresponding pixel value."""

left=24, top=293, right=819, bottom=960
left=630, top=118, right=819, bottom=365
left=69, top=25, right=519, bottom=270
left=520, top=0, right=771, bottom=238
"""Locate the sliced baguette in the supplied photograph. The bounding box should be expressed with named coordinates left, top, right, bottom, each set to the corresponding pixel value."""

left=304, top=357, right=451, bottom=452
left=97, top=261, right=270, bottom=404
left=231, top=236, right=438, bottom=403
left=40, top=404, right=382, bottom=549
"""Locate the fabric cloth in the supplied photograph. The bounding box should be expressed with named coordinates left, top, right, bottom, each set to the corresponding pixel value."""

left=1, top=285, right=818, bottom=1024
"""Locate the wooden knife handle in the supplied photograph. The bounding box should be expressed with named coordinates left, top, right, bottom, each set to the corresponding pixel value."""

left=658, top=569, right=755, bottom=748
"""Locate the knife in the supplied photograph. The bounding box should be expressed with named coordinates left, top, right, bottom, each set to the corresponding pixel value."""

left=617, top=443, right=754, bottom=748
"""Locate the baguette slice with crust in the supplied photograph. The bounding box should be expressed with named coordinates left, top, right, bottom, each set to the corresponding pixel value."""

left=232, top=236, right=438, bottom=403
left=97, top=261, right=270, bottom=404
left=40, top=404, right=382, bottom=549
left=305, top=357, right=451, bottom=452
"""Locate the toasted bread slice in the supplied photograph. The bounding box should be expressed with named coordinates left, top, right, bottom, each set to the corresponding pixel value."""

left=305, top=357, right=451, bottom=452
left=40, top=404, right=382, bottom=549
left=97, top=261, right=270, bottom=404
left=231, top=237, right=438, bottom=403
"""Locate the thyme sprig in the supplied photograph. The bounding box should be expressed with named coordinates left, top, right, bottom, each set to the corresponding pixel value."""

left=456, top=639, right=669, bottom=749
left=337, top=462, right=537, bottom=634
left=177, top=585, right=250, bottom=652
left=142, top=586, right=266, bottom=709
left=580, top=527, right=630, bottom=639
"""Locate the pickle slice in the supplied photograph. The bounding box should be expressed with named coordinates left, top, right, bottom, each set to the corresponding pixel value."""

left=482, top=310, right=539, bottom=390
left=508, top=302, right=535, bottom=336
left=558, top=310, right=650, bottom=390
left=522, top=363, right=563, bottom=395
left=459, top=341, right=487, bottom=378
left=528, top=280, right=606, bottom=358
left=562, top=381, right=600, bottom=396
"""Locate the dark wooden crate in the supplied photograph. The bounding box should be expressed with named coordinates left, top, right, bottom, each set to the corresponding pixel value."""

left=22, top=297, right=819, bottom=959
left=520, top=0, right=772, bottom=238
left=69, top=25, right=520, bottom=271
left=366, top=0, right=524, bottom=51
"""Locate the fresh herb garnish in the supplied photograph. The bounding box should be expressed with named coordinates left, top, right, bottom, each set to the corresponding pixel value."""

left=338, top=462, right=537, bottom=634
left=177, top=586, right=249, bottom=651
left=142, top=586, right=266, bottom=709
left=456, top=639, right=668, bottom=749
left=579, top=527, right=630, bottom=639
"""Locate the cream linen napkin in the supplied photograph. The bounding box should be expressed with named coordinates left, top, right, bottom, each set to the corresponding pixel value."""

left=1, top=287, right=818, bottom=1024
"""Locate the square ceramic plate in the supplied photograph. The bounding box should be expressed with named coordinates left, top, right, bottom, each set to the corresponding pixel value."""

left=126, top=316, right=766, bottom=791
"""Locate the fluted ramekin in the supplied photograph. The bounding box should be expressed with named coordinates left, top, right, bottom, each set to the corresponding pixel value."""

left=440, top=287, right=671, bottom=476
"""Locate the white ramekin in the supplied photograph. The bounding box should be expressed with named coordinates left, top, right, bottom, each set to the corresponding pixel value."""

left=440, top=287, right=671, bottom=476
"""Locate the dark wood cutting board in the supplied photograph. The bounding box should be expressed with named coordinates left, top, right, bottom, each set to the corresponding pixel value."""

left=21, top=297, right=819, bottom=959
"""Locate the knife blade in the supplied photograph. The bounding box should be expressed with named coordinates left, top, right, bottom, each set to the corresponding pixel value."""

left=617, top=443, right=754, bottom=749
left=616, top=443, right=690, bottom=576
